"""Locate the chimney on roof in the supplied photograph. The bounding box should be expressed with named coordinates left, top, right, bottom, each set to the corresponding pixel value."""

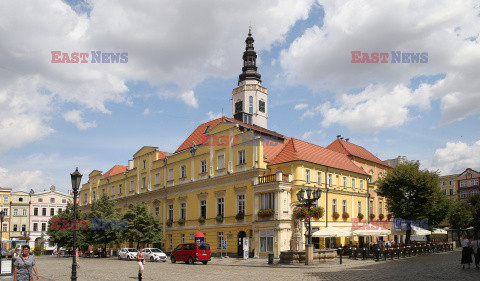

left=345, top=138, right=350, bottom=142
left=336, top=135, right=341, bottom=139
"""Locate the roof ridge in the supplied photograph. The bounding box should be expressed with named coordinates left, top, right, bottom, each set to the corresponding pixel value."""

left=292, top=138, right=354, bottom=159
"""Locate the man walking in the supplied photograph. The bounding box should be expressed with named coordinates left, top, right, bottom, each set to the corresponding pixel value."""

left=471, top=237, right=480, bottom=270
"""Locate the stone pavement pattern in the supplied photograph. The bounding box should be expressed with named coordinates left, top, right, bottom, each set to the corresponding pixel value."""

left=0, top=250, right=478, bottom=281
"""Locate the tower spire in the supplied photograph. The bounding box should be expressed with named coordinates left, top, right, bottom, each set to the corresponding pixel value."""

left=238, top=27, right=261, bottom=85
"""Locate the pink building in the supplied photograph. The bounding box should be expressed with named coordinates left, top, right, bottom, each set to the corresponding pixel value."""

left=29, top=186, right=72, bottom=250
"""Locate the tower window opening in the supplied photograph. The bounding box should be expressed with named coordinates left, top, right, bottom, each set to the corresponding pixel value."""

left=249, top=96, right=253, bottom=114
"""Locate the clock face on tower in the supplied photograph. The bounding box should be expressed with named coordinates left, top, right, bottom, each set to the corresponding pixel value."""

left=235, top=101, right=243, bottom=113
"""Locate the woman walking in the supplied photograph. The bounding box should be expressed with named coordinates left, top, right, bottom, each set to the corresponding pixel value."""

left=461, top=235, right=473, bottom=269
left=137, top=245, right=145, bottom=280
left=13, top=245, right=39, bottom=281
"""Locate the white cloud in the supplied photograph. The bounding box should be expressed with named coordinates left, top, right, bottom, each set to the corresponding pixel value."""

left=143, top=108, right=150, bottom=115
left=0, top=167, right=53, bottom=192
left=0, top=0, right=315, bottom=154
left=63, top=110, right=97, bottom=130
left=206, top=111, right=222, bottom=120
left=294, top=103, right=308, bottom=110
left=280, top=0, right=480, bottom=127
left=301, top=130, right=322, bottom=139
left=428, top=140, right=480, bottom=175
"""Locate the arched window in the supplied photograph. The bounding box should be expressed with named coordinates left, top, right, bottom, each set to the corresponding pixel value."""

left=249, top=96, right=253, bottom=114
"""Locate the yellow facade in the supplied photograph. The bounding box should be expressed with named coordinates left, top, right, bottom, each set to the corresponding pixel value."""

left=79, top=122, right=390, bottom=257
left=0, top=188, right=12, bottom=240
left=439, top=174, right=458, bottom=200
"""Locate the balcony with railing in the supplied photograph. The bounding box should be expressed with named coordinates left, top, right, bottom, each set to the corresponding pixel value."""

left=256, top=171, right=291, bottom=185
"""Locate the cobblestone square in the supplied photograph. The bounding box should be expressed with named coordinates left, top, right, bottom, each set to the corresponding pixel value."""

left=1, top=249, right=478, bottom=281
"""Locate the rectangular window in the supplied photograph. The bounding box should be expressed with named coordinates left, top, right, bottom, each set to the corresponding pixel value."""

left=305, top=169, right=310, bottom=183
left=343, top=177, right=347, bottom=188
left=22, top=224, right=26, bottom=231
left=360, top=180, right=364, bottom=191
left=181, top=165, right=187, bottom=178
left=351, top=179, right=356, bottom=190
left=200, top=200, right=207, bottom=218
left=130, top=181, right=135, bottom=192
left=342, top=200, right=347, bottom=213
left=62, top=199, right=67, bottom=203
left=118, top=184, right=122, bottom=195
left=22, top=209, right=26, bottom=216
left=218, top=232, right=224, bottom=249
left=13, top=209, right=18, bottom=216
left=181, top=234, right=185, bottom=243
left=180, top=203, right=186, bottom=220
left=41, top=223, right=46, bottom=231
left=443, top=189, right=447, bottom=195
left=13, top=224, right=17, bottom=231
left=238, top=150, right=246, bottom=165
left=449, top=181, right=453, bottom=185
left=201, top=160, right=207, bottom=173
left=259, top=100, right=265, bottom=113
left=442, top=181, right=446, bottom=186
left=332, top=199, right=337, bottom=213
left=93, top=190, right=96, bottom=200
left=217, top=155, right=225, bottom=170
left=238, top=195, right=245, bottom=214
left=102, top=189, right=105, bottom=195
left=217, top=198, right=224, bottom=216
left=449, top=189, right=454, bottom=196
left=461, top=191, right=467, bottom=199
left=260, top=230, right=274, bottom=253
left=3, top=208, right=7, bottom=216
left=2, top=224, right=6, bottom=232
left=168, top=205, right=174, bottom=220
left=358, top=201, right=362, bottom=214
left=369, top=201, right=374, bottom=215
left=168, top=169, right=174, bottom=181
left=42, top=208, right=46, bottom=216
left=460, top=181, right=467, bottom=187
left=50, top=208, right=54, bottom=216
left=111, top=186, right=115, bottom=196
left=379, top=202, right=383, bottom=215
left=328, top=174, right=332, bottom=186
left=50, top=198, right=55, bottom=203
left=142, top=177, right=146, bottom=189
left=155, top=207, right=160, bottom=217
left=38, top=198, right=42, bottom=203
left=169, top=235, right=173, bottom=249
left=3, top=197, right=8, bottom=204
left=84, top=194, right=87, bottom=203
left=155, top=173, right=160, bottom=185
left=260, top=192, right=275, bottom=209
left=472, top=180, right=479, bottom=186
left=142, top=160, right=146, bottom=169
left=317, top=172, right=322, bottom=184
left=58, top=208, right=62, bottom=213
left=33, top=223, right=38, bottom=232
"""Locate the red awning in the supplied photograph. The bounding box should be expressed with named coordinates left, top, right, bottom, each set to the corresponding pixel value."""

left=194, top=231, right=205, bottom=238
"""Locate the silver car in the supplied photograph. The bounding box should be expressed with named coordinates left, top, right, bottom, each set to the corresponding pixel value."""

left=118, top=248, right=137, bottom=261
left=142, top=248, right=167, bottom=262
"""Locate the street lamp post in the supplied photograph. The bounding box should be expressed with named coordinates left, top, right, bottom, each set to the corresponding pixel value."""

left=0, top=210, right=5, bottom=274
left=70, top=168, right=82, bottom=281
left=296, top=186, right=322, bottom=265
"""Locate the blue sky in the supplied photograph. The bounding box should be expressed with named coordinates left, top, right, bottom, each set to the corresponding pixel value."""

left=1, top=0, right=479, bottom=193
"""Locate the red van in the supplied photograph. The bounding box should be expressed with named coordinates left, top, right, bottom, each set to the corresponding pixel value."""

left=170, top=243, right=211, bottom=264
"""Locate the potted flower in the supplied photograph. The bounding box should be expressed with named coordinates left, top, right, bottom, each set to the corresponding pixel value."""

left=178, top=218, right=185, bottom=225
left=369, top=213, right=375, bottom=220
left=198, top=216, right=206, bottom=223
left=293, top=206, right=309, bottom=220
left=258, top=208, right=275, bottom=218
left=332, top=211, right=340, bottom=220
left=342, top=212, right=350, bottom=220
left=166, top=219, right=173, bottom=227
left=378, top=213, right=385, bottom=221
left=235, top=212, right=245, bottom=221
left=216, top=214, right=224, bottom=222
left=310, top=207, right=324, bottom=220
left=387, top=214, right=393, bottom=220
left=357, top=213, right=364, bottom=220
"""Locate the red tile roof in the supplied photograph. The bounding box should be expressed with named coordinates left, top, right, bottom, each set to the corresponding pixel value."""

left=263, top=137, right=289, bottom=162
left=158, top=151, right=171, bottom=160
left=326, top=139, right=391, bottom=168
left=268, top=138, right=368, bottom=175
left=103, top=165, right=127, bottom=178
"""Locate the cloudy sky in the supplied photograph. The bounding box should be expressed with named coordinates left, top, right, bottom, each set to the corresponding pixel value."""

left=1, top=0, right=479, bottom=192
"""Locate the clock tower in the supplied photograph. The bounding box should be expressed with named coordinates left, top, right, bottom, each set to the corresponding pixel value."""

left=232, top=27, right=268, bottom=128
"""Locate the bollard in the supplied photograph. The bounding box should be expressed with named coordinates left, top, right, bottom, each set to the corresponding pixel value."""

left=384, top=249, right=387, bottom=261
left=362, top=248, right=366, bottom=260
left=354, top=247, right=358, bottom=260
left=338, top=248, right=343, bottom=265
left=396, top=247, right=400, bottom=259
left=375, top=249, right=379, bottom=262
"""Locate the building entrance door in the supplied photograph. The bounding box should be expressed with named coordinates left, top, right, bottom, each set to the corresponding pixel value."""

left=237, top=231, right=247, bottom=257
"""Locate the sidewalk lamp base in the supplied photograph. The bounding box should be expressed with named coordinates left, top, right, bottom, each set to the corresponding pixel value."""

left=305, top=244, right=314, bottom=265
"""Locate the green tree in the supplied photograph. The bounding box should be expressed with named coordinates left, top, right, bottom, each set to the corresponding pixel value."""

left=377, top=161, right=446, bottom=245
left=122, top=203, right=162, bottom=247
left=83, top=194, right=123, bottom=256
left=47, top=203, right=89, bottom=249
left=467, top=194, right=480, bottom=238
left=448, top=200, right=474, bottom=244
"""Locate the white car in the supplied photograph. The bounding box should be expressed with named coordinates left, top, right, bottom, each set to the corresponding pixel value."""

left=118, top=248, right=137, bottom=261
left=142, top=248, right=167, bottom=262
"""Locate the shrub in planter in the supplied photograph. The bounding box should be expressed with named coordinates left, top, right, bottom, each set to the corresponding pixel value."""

left=198, top=216, right=206, bottom=223
left=387, top=214, right=393, bottom=220
left=342, top=212, right=350, bottom=220
left=310, top=207, right=324, bottom=219
left=357, top=213, right=364, bottom=220
left=166, top=219, right=173, bottom=227
left=258, top=208, right=275, bottom=218
left=215, top=214, right=224, bottom=222
left=378, top=213, right=385, bottom=221
left=369, top=213, right=375, bottom=220
left=332, top=211, right=340, bottom=220
left=293, top=206, right=309, bottom=220
left=178, top=218, right=185, bottom=225
left=235, top=212, right=245, bottom=220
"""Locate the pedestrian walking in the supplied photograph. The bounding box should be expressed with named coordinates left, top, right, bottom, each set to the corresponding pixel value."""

left=13, top=245, right=39, bottom=281
left=460, top=235, right=473, bottom=269
left=137, top=245, right=145, bottom=280
left=471, top=237, right=480, bottom=270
